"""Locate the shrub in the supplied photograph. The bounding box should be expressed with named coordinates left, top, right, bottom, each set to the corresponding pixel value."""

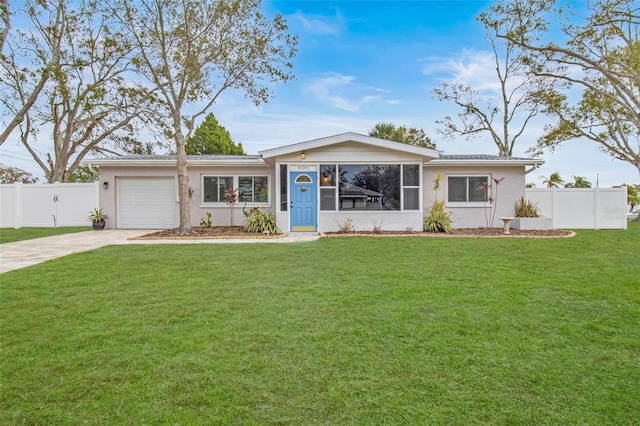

left=423, top=201, right=454, bottom=233
left=244, top=209, right=280, bottom=234
left=200, top=212, right=212, bottom=227
left=337, top=217, right=354, bottom=233
left=515, top=196, right=541, bottom=218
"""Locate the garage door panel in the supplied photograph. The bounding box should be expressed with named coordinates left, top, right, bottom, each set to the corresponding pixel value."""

left=118, top=177, right=177, bottom=229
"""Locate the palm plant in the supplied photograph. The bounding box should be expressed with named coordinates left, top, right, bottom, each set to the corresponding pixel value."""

left=565, top=176, right=592, bottom=188
left=542, top=172, right=564, bottom=188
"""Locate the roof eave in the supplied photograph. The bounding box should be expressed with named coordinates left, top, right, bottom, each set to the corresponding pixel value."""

left=259, top=132, right=440, bottom=159
left=425, top=159, right=545, bottom=166
left=81, top=158, right=268, bottom=167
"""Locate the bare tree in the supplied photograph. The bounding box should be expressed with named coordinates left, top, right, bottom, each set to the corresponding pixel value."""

left=2, top=0, right=155, bottom=182
left=434, top=8, right=563, bottom=157
left=0, top=0, right=64, bottom=146
left=117, top=0, right=297, bottom=234
left=484, top=0, right=640, bottom=178
left=1, top=0, right=9, bottom=51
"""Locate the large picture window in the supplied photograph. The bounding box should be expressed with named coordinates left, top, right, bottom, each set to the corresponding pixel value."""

left=319, top=164, right=419, bottom=211
left=202, top=175, right=269, bottom=204
left=447, top=176, right=488, bottom=203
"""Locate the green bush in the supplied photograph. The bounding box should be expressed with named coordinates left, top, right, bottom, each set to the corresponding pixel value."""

left=423, top=200, right=454, bottom=233
left=200, top=212, right=212, bottom=227
left=244, top=209, right=280, bottom=234
left=515, top=196, right=540, bottom=218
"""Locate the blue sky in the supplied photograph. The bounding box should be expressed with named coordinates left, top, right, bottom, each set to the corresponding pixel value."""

left=2, top=0, right=638, bottom=187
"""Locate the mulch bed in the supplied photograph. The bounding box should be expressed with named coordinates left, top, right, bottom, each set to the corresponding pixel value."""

left=323, top=228, right=573, bottom=238
left=132, top=226, right=573, bottom=240
left=131, top=226, right=286, bottom=240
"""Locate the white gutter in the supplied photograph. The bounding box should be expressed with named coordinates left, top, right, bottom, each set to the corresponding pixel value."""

left=425, top=159, right=545, bottom=167
left=81, top=158, right=268, bottom=167
left=525, top=164, right=541, bottom=174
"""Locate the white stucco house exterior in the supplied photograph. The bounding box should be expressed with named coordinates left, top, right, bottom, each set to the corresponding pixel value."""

left=83, top=132, right=543, bottom=231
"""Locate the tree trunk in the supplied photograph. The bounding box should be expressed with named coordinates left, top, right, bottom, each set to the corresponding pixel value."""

left=174, top=127, right=193, bottom=235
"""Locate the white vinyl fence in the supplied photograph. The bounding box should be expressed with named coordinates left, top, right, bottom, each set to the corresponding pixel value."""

left=525, top=187, right=628, bottom=229
left=0, top=182, right=99, bottom=228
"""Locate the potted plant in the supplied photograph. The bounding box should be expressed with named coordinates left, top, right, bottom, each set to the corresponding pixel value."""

left=88, top=208, right=108, bottom=230
left=511, top=196, right=552, bottom=230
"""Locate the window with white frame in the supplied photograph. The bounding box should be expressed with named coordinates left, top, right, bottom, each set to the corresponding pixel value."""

left=403, top=164, right=420, bottom=210
left=202, top=175, right=269, bottom=204
left=447, top=176, right=489, bottom=203
left=238, top=176, right=269, bottom=202
left=319, top=163, right=420, bottom=211
left=203, top=176, right=233, bottom=203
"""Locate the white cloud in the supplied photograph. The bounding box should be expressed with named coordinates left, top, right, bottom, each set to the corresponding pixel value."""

left=292, top=9, right=345, bottom=36
left=306, top=73, right=381, bottom=112
left=422, top=49, right=501, bottom=93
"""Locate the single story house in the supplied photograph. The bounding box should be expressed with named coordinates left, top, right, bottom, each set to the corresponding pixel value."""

left=83, top=132, right=543, bottom=231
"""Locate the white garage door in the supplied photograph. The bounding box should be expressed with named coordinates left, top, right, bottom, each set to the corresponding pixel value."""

left=117, top=177, right=177, bottom=229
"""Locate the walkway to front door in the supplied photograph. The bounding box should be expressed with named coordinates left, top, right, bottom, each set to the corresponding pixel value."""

left=290, top=171, right=317, bottom=232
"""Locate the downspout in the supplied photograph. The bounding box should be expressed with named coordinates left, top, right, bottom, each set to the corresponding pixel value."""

left=525, top=164, right=540, bottom=175
left=87, top=163, right=99, bottom=176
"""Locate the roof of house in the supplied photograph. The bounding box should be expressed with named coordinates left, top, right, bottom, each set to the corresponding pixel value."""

left=259, top=132, right=441, bottom=160
left=340, top=184, right=383, bottom=198
left=427, top=154, right=544, bottom=166
left=81, top=134, right=543, bottom=167
left=83, top=154, right=266, bottom=166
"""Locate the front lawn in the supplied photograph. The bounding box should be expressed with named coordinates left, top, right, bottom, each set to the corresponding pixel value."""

left=1, top=224, right=639, bottom=424
left=0, top=226, right=91, bottom=244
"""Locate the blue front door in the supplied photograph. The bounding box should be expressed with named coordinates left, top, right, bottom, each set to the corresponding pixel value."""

left=290, top=171, right=317, bottom=232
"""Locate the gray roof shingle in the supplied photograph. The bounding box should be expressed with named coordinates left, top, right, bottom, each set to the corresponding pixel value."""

left=438, top=154, right=535, bottom=161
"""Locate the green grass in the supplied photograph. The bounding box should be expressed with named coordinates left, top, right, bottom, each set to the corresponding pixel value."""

left=0, top=226, right=91, bottom=244
left=1, top=224, right=639, bottom=425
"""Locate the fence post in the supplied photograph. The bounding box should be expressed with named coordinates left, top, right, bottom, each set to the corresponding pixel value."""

left=551, top=187, right=557, bottom=229
left=13, top=182, right=22, bottom=229
left=593, top=187, right=600, bottom=229
left=53, top=181, right=59, bottom=228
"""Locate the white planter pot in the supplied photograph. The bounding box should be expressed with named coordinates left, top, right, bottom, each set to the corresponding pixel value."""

left=512, top=217, right=553, bottom=230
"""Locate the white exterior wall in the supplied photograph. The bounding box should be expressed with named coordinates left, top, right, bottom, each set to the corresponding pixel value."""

left=190, top=164, right=274, bottom=227
left=98, top=164, right=273, bottom=229
left=526, top=187, right=627, bottom=229
left=423, top=165, right=525, bottom=228
left=274, top=143, right=427, bottom=233
left=0, top=182, right=99, bottom=228
left=318, top=211, right=423, bottom=233
left=94, top=143, right=536, bottom=232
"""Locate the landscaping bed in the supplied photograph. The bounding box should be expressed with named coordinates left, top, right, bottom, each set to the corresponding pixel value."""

left=134, top=226, right=572, bottom=239
left=132, top=226, right=285, bottom=239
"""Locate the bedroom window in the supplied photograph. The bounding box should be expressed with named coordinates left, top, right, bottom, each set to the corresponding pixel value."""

left=202, top=175, right=269, bottom=204
left=447, top=176, right=488, bottom=203
left=239, top=176, right=269, bottom=202
left=203, top=176, right=233, bottom=203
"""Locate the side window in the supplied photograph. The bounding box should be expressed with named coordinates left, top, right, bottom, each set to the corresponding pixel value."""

left=447, top=176, right=488, bottom=203
left=280, top=165, right=287, bottom=211
left=320, top=164, right=336, bottom=211
left=203, top=176, right=233, bottom=202
left=202, top=176, right=268, bottom=203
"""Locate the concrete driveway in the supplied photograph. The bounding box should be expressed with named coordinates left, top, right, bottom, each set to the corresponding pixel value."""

left=0, top=230, right=319, bottom=274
